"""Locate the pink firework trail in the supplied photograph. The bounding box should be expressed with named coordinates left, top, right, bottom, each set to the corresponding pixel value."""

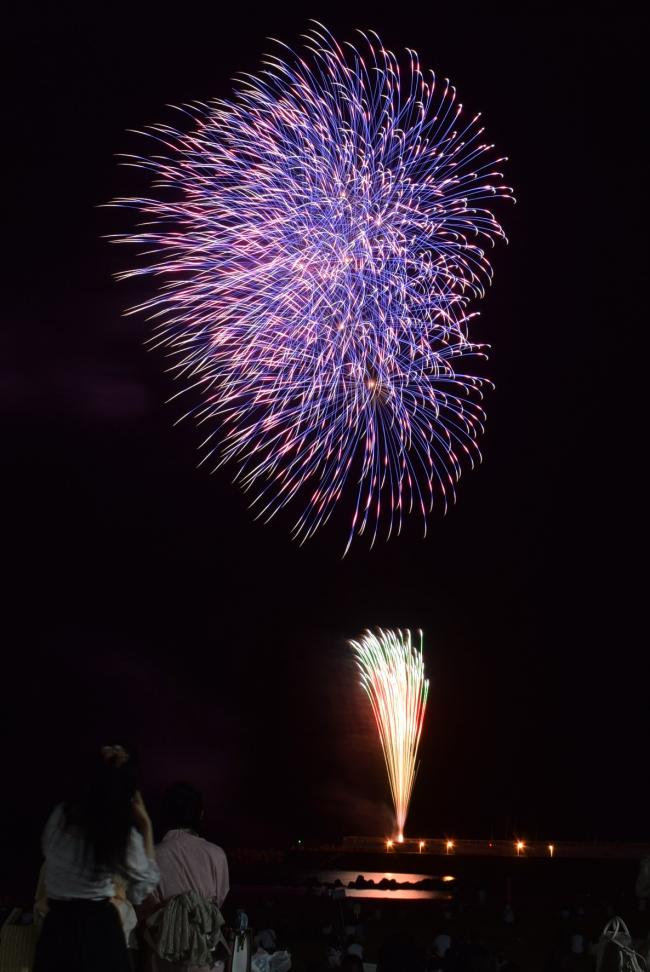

left=112, top=23, right=513, bottom=552
left=351, top=628, right=429, bottom=840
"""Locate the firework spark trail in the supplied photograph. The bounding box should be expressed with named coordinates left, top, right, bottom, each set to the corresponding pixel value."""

left=111, top=23, right=513, bottom=551
left=350, top=628, right=429, bottom=839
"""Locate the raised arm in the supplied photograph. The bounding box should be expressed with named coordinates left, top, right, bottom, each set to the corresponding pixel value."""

left=125, top=791, right=159, bottom=904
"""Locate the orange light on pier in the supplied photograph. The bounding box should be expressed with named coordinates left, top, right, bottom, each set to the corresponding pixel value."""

left=515, top=841, right=525, bottom=856
left=419, top=841, right=425, bottom=853
left=386, top=839, right=394, bottom=851
left=446, top=840, right=455, bottom=854
left=548, top=844, right=555, bottom=857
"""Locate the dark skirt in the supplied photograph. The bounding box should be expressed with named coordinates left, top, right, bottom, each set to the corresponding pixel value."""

left=34, top=898, right=130, bottom=972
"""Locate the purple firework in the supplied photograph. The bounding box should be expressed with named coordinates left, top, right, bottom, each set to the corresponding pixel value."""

left=112, top=23, right=513, bottom=552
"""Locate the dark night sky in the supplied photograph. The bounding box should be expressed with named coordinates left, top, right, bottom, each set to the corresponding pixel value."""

left=2, top=4, right=645, bottom=893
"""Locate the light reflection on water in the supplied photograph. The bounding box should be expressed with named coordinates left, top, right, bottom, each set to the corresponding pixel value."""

left=317, top=870, right=453, bottom=883
left=309, top=870, right=455, bottom=901
left=344, top=888, right=449, bottom=900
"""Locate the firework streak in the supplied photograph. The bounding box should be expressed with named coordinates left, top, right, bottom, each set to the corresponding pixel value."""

left=350, top=628, right=429, bottom=838
left=112, top=23, right=513, bottom=551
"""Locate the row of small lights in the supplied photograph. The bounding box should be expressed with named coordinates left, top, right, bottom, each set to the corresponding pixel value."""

left=385, top=839, right=556, bottom=857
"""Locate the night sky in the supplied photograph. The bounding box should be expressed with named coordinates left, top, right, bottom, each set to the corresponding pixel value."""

left=3, top=4, right=644, bottom=893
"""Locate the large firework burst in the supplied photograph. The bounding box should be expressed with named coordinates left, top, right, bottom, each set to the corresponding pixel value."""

left=350, top=628, right=429, bottom=840
left=112, top=23, right=513, bottom=551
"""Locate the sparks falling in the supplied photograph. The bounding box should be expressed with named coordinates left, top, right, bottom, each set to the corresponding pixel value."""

left=350, top=628, right=429, bottom=840
left=112, top=23, right=513, bottom=552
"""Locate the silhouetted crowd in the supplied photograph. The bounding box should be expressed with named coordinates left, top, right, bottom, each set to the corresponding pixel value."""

left=2, top=743, right=649, bottom=971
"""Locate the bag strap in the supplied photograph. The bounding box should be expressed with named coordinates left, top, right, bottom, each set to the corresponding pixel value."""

left=601, top=916, right=648, bottom=971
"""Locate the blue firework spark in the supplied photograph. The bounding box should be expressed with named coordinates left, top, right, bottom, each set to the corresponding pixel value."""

left=112, top=23, right=513, bottom=551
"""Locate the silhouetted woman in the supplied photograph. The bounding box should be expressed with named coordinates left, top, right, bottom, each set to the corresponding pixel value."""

left=34, top=744, right=159, bottom=972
